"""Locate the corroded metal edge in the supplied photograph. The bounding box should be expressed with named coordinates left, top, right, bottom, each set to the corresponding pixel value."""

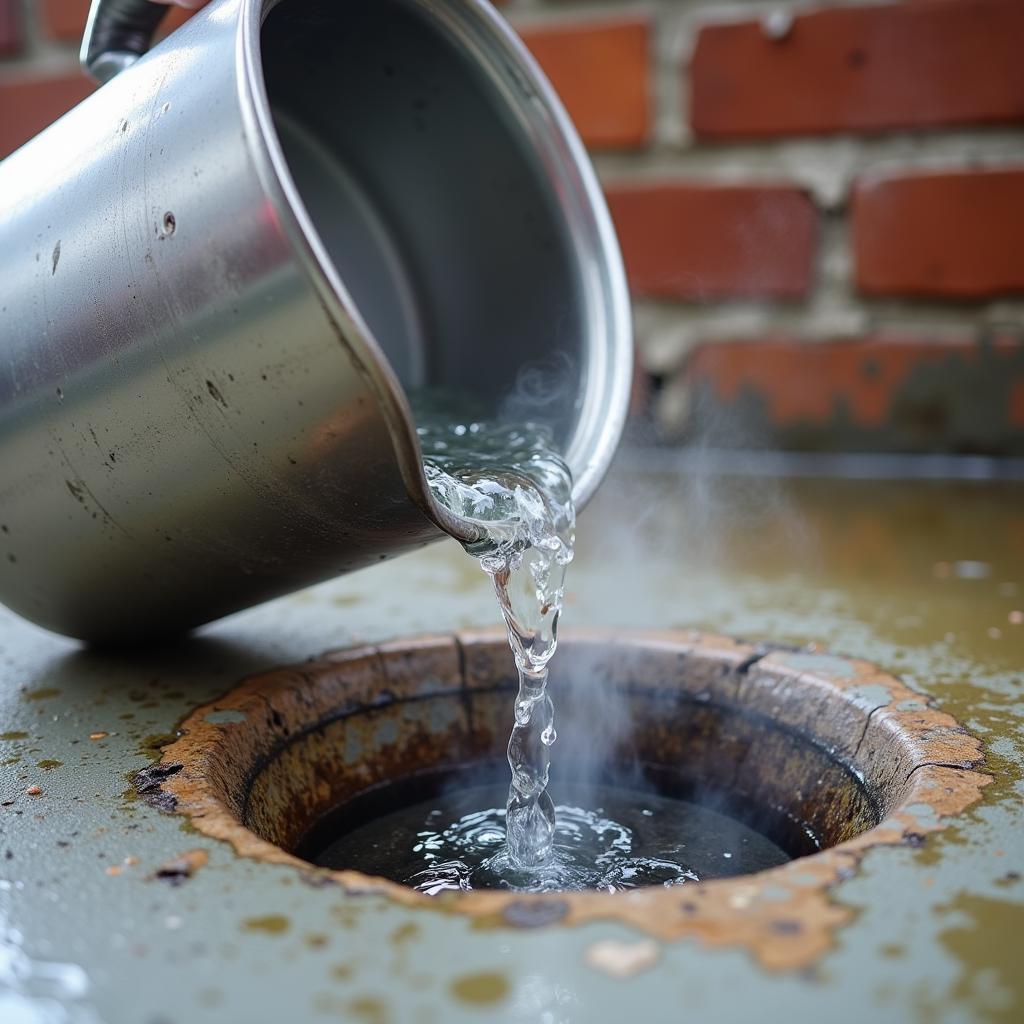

left=153, top=630, right=990, bottom=971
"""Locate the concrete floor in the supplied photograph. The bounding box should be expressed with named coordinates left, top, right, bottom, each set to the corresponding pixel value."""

left=1, top=463, right=1021, bottom=1023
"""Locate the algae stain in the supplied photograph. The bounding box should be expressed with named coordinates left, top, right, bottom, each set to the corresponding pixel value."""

left=242, top=914, right=290, bottom=935
left=389, top=922, right=420, bottom=946
left=914, top=823, right=970, bottom=867
left=450, top=971, right=511, bottom=1007
left=0, top=731, right=29, bottom=741
left=348, top=996, right=389, bottom=1024
left=37, top=759, right=63, bottom=770
left=331, top=905, right=361, bottom=929
left=24, top=688, right=60, bottom=702
left=467, top=911, right=505, bottom=932
left=138, top=732, right=182, bottom=762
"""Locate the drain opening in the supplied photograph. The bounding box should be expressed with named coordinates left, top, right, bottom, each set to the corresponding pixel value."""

left=153, top=631, right=987, bottom=966
left=281, top=667, right=870, bottom=893
left=225, top=636, right=886, bottom=893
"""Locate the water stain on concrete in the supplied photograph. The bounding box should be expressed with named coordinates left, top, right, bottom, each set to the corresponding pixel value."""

left=389, top=922, right=420, bottom=946
left=241, top=914, right=290, bottom=935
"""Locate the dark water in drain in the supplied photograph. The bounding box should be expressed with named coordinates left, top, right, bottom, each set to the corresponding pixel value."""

left=305, top=775, right=792, bottom=894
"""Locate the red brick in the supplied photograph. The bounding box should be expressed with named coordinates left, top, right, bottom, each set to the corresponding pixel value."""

left=0, top=73, right=95, bottom=159
left=682, top=336, right=1024, bottom=451
left=1011, top=380, right=1024, bottom=428
left=605, top=183, right=817, bottom=300
left=687, top=338, right=961, bottom=428
left=40, top=0, right=86, bottom=40
left=690, top=0, right=1024, bottom=139
left=0, top=0, right=20, bottom=54
left=853, top=167, right=1024, bottom=298
left=41, top=0, right=194, bottom=42
left=520, top=18, right=650, bottom=150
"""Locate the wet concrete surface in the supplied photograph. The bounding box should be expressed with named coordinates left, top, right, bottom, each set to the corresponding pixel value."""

left=0, top=461, right=1021, bottom=1023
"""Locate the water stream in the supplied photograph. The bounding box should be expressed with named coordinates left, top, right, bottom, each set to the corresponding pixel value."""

left=416, top=411, right=574, bottom=870
left=411, top=406, right=709, bottom=892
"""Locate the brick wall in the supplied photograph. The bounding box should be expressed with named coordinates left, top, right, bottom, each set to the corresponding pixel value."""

left=3, top=0, right=1023, bottom=453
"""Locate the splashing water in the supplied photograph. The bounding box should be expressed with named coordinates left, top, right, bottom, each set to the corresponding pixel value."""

left=416, top=410, right=574, bottom=869
left=309, top=775, right=794, bottom=893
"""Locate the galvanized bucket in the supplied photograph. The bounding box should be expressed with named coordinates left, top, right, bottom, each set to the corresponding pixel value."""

left=0, top=0, right=631, bottom=643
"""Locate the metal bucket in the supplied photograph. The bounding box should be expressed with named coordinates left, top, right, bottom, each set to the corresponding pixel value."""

left=0, top=0, right=631, bottom=643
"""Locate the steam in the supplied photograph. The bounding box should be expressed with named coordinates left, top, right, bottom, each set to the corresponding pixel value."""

left=546, top=644, right=644, bottom=799
left=498, top=349, right=577, bottom=435
left=534, top=359, right=816, bottom=815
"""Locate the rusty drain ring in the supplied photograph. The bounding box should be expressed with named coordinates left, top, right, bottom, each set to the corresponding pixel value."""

left=150, top=630, right=989, bottom=970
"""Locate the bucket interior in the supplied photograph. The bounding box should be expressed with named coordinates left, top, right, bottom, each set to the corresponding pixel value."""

left=259, top=0, right=589, bottom=451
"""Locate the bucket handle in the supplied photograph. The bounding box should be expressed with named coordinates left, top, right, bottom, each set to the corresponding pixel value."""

left=81, top=0, right=170, bottom=84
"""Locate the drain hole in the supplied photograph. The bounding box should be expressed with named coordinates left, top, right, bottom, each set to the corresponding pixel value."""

left=163, top=634, right=984, bottom=907
left=237, top=664, right=881, bottom=893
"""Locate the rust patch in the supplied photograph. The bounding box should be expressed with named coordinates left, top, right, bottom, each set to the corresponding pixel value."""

left=151, top=631, right=989, bottom=972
